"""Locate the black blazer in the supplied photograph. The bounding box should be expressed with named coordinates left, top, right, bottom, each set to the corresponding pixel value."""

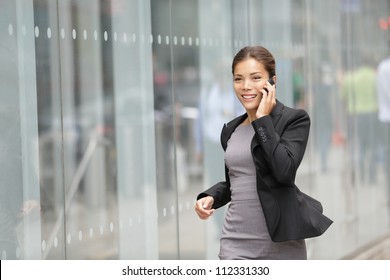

left=198, top=100, right=333, bottom=242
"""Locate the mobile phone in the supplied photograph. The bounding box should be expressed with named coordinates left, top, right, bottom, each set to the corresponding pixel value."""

left=265, top=78, right=275, bottom=92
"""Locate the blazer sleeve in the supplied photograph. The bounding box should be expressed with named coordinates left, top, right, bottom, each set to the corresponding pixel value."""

left=196, top=123, right=233, bottom=209
left=196, top=178, right=231, bottom=209
left=251, top=109, right=310, bottom=186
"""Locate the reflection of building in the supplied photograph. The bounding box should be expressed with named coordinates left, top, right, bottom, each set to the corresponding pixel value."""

left=1, top=0, right=390, bottom=260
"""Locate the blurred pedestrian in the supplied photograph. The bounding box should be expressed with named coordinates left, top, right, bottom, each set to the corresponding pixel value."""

left=376, top=40, right=390, bottom=203
left=341, top=59, right=379, bottom=184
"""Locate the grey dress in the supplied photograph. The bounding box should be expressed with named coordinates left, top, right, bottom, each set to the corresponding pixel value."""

left=219, top=124, right=307, bottom=260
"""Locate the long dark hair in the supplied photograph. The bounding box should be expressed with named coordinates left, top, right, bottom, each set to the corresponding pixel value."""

left=232, top=46, right=276, bottom=77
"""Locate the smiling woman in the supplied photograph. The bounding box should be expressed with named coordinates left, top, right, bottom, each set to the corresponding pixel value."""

left=194, top=45, right=333, bottom=260
left=231, top=47, right=277, bottom=123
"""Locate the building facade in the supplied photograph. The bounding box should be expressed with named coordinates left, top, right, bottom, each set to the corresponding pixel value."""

left=1, top=0, right=390, bottom=259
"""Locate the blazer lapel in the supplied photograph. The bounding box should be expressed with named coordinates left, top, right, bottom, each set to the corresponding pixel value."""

left=221, top=99, right=284, bottom=151
left=221, top=113, right=247, bottom=151
left=269, top=99, right=284, bottom=128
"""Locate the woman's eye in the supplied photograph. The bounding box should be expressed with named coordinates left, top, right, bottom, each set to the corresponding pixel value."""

left=253, top=76, right=261, bottom=80
left=234, top=77, right=242, bottom=82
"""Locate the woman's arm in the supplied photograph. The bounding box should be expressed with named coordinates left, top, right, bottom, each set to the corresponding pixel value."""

left=251, top=109, right=310, bottom=185
left=195, top=179, right=231, bottom=220
left=196, top=177, right=231, bottom=209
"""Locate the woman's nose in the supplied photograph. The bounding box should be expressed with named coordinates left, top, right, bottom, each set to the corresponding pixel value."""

left=243, top=79, right=251, bottom=90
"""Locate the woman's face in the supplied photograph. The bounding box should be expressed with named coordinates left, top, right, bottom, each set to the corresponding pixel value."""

left=233, top=58, right=270, bottom=113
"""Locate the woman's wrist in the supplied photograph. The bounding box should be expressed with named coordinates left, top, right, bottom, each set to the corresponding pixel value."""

left=255, top=112, right=267, bottom=119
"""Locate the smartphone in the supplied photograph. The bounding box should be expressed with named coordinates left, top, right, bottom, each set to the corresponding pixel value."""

left=265, top=78, right=275, bottom=92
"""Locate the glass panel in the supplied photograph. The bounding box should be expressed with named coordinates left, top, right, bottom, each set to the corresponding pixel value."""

left=0, top=1, right=21, bottom=260
left=111, top=0, right=158, bottom=260
left=32, top=0, right=158, bottom=259
left=60, top=0, right=117, bottom=260
left=1, top=0, right=42, bottom=260
left=33, top=0, right=65, bottom=259
left=302, top=0, right=346, bottom=259
left=170, top=0, right=204, bottom=260
left=338, top=0, right=390, bottom=255
left=56, top=0, right=158, bottom=259
left=151, top=0, right=180, bottom=259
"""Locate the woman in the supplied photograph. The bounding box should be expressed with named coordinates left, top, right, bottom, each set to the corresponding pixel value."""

left=195, top=46, right=332, bottom=260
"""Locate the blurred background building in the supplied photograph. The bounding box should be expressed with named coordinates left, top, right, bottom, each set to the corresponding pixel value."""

left=1, top=0, right=390, bottom=260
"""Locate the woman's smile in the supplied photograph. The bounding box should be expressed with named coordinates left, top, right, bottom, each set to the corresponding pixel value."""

left=242, top=94, right=258, bottom=100
left=241, top=93, right=261, bottom=104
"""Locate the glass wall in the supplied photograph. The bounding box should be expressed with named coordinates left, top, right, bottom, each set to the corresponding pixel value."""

left=1, top=0, right=390, bottom=260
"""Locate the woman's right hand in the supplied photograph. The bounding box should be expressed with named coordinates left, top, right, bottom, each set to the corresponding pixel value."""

left=194, top=196, right=215, bottom=220
left=256, top=79, right=276, bottom=118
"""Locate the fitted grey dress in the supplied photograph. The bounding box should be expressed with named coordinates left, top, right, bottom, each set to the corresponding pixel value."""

left=219, top=124, right=307, bottom=260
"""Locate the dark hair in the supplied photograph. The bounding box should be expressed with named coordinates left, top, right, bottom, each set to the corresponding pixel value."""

left=232, top=46, right=276, bottom=77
